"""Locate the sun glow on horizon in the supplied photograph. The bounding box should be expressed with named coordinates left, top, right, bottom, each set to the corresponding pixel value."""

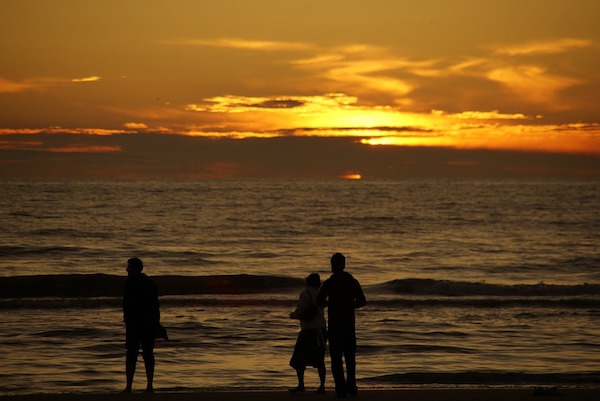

left=340, top=173, right=362, bottom=180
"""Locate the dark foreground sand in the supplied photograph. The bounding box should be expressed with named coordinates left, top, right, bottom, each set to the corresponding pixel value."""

left=1, top=389, right=599, bottom=401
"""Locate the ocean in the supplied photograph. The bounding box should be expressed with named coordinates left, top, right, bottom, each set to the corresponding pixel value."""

left=0, top=179, right=599, bottom=394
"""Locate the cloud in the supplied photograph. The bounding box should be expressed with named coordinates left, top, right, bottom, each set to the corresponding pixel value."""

left=163, top=38, right=312, bottom=51
left=0, top=75, right=100, bottom=93
left=0, top=77, right=32, bottom=93
left=0, top=127, right=127, bottom=136
left=2, top=132, right=598, bottom=179
left=169, top=39, right=428, bottom=101
left=0, top=128, right=45, bottom=135
left=251, top=99, right=305, bottom=109
left=292, top=46, right=424, bottom=99
left=448, top=58, right=488, bottom=74
left=187, top=93, right=356, bottom=114
left=0, top=140, right=44, bottom=150
left=187, top=96, right=307, bottom=113
left=553, top=123, right=600, bottom=133
left=163, top=36, right=594, bottom=113
left=46, top=145, right=121, bottom=153
left=487, top=65, right=580, bottom=106
left=432, top=110, right=529, bottom=120
left=0, top=137, right=121, bottom=153
left=123, top=122, right=149, bottom=130
left=492, top=38, right=592, bottom=56
left=71, top=76, right=101, bottom=83
left=361, top=122, right=600, bottom=154
left=184, top=93, right=439, bottom=137
left=0, top=76, right=61, bottom=93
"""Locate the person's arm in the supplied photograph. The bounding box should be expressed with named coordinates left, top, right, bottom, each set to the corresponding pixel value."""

left=290, top=290, right=309, bottom=319
left=316, top=282, right=329, bottom=308
left=122, top=281, right=130, bottom=323
left=151, top=280, right=160, bottom=324
left=354, top=280, right=366, bottom=309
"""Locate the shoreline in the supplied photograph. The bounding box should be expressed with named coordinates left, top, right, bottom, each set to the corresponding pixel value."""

left=2, top=388, right=600, bottom=401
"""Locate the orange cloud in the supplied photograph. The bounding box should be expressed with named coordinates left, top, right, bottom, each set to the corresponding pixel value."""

left=0, top=76, right=59, bottom=93
left=0, top=128, right=46, bottom=135
left=46, top=145, right=122, bottom=153
left=492, top=38, right=592, bottom=56
left=181, top=89, right=600, bottom=155
left=163, top=38, right=312, bottom=51
left=0, top=140, right=44, bottom=150
left=186, top=93, right=429, bottom=133
left=123, top=122, right=149, bottom=130
left=0, top=139, right=121, bottom=153
left=363, top=123, right=600, bottom=155
left=71, top=76, right=101, bottom=83
left=0, top=77, right=32, bottom=93
left=291, top=45, right=428, bottom=100
left=0, top=75, right=100, bottom=93
left=487, top=65, right=580, bottom=106
left=0, top=127, right=128, bottom=136
left=432, top=110, right=529, bottom=120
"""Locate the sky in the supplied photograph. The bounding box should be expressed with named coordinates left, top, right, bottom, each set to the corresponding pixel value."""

left=1, top=0, right=600, bottom=179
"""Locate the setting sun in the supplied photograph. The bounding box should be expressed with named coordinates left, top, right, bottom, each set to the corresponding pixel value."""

left=340, top=173, right=362, bottom=180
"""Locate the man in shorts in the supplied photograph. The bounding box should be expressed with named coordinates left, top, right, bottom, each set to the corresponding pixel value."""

left=317, top=253, right=366, bottom=398
left=122, top=257, right=160, bottom=393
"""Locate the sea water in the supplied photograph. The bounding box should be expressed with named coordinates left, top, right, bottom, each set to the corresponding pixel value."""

left=0, top=179, right=599, bottom=394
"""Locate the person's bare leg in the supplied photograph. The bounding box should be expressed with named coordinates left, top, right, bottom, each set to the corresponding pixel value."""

left=316, top=363, right=326, bottom=392
left=289, top=369, right=305, bottom=392
left=124, top=356, right=136, bottom=393
left=143, top=352, right=155, bottom=392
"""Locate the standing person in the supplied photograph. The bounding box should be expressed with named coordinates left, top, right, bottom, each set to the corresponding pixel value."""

left=317, top=253, right=366, bottom=398
left=289, top=273, right=327, bottom=393
left=122, top=257, right=160, bottom=393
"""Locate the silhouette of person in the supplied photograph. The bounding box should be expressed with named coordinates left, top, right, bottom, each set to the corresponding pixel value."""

left=316, top=253, right=366, bottom=398
left=289, top=273, right=327, bottom=393
left=122, top=257, right=160, bottom=393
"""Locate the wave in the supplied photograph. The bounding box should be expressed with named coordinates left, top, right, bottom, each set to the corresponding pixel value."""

left=363, top=371, right=600, bottom=386
left=374, top=278, right=600, bottom=297
left=2, top=274, right=600, bottom=300
left=0, top=245, right=89, bottom=256
left=3, top=295, right=600, bottom=310
left=373, top=297, right=600, bottom=309
left=0, top=273, right=303, bottom=299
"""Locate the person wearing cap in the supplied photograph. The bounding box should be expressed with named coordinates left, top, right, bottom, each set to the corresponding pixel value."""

left=122, top=257, right=160, bottom=393
left=316, top=253, right=366, bottom=398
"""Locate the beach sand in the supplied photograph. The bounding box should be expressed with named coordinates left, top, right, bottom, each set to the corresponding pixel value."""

left=1, top=388, right=599, bottom=401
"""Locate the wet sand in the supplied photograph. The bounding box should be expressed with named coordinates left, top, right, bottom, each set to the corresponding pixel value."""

left=1, top=388, right=599, bottom=401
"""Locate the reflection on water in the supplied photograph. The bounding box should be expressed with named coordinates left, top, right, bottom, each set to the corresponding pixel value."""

left=1, top=179, right=599, bottom=394
left=1, top=298, right=599, bottom=394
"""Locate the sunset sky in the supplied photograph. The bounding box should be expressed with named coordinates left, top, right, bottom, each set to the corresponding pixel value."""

left=1, top=0, right=599, bottom=178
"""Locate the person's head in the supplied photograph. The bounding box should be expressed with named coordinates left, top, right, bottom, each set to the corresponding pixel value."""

left=330, top=252, right=345, bottom=273
left=126, top=257, right=143, bottom=276
left=306, top=273, right=321, bottom=288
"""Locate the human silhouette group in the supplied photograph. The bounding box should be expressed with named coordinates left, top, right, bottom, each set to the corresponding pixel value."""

left=122, top=253, right=366, bottom=398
